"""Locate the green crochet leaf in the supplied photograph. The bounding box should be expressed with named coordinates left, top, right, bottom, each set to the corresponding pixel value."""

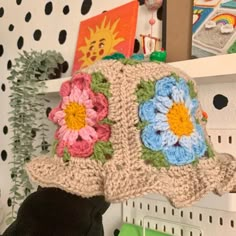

left=171, top=72, right=180, bottom=82
left=91, top=72, right=111, bottom=98
left=91, top=141, right=114, bottom=164
left=119, top=58, right=141, bottom=65
left=187, top=80, right=197, bottom=99
left=63, top=148, right=71, bottom=163
left=141, top=145, right=170, bottom=169
left=135, top=121, right=149, bottom=130
left=100, top=118, right=116, bottom=125
left=192, top=158, right=199, bottom=167
left=206, top=141, right=215, bottom=158
left=136, top=79, right=155, bottom=103
left=51, top=139, right=58, bottom=156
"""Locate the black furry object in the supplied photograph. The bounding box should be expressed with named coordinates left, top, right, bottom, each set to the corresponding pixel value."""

left=2, top=187, right=110, bottom=236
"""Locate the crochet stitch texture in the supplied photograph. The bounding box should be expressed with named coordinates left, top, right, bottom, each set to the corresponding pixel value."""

left=26, top=59, right=236, bottom=207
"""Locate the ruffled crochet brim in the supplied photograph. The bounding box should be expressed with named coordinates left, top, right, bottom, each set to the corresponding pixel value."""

left=26, top=156, right=104, bottom=198
left=103, top=153, right=236, bottom=208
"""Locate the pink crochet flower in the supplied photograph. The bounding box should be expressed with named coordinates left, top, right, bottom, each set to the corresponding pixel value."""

left=49, top=73, right=110, bottom=158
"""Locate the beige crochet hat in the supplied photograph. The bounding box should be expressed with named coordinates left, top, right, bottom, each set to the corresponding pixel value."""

left=26, top=57, right=236, bottom=207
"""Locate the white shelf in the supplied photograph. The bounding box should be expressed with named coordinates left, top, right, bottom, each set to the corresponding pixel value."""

left=44, top=54, right=236, bottom=94
left=43, top=77, right=70, bottom=94
left=169, top=54, right=236, bottom=84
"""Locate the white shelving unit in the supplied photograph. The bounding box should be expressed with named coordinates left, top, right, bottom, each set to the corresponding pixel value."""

left=43, top=53, right=236, bottom=94
left=44, top=54, right=236, bottom=236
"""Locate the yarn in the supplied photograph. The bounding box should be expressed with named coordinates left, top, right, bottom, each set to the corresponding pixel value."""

left=167, top=103, right=194, bottom=136
left=49, top=71, right=112, bottom=159
left=138, top=76, right=207, bottom=166
left=26, top=58, right=236, bottom=208
left=64, top=102, right=86, bottom=130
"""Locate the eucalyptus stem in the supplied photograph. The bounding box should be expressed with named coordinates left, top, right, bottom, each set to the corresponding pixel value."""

left=7, top=50, right=64, bottom=223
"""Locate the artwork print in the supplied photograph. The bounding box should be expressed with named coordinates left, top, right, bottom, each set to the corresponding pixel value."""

left=193, top=6, right=213, bottom=33
left=192, top=0, right=236, bottom=57
left=72, top=1, right=138, bottom=73
left=193, top=10, right=236, bottom=53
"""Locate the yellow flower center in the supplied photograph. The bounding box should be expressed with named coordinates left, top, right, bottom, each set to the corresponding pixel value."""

left=64, top=102, right=86, bottom=130
left=167, top=103, right=193, bottom=137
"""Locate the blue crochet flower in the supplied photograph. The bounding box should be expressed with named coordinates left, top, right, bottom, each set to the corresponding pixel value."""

left=139, top=76, right=207, bottom=166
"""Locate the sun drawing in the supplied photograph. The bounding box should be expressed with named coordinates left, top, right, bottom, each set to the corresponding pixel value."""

left=79, top=16, right=125, bottom=68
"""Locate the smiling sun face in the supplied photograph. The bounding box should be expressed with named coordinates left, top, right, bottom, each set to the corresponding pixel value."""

left=79, top=16, right=124, bottom=68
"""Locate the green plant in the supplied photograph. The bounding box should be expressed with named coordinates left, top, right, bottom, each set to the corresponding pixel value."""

left=7, top=50, right=64, bottom=223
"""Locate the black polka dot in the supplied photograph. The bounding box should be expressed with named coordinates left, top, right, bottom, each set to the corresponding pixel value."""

left=46, top=107, right=52, bottom=117
left=33, top=29, right=42, bottom=41
left=58, top=30, right=67, bottom=44
left=41, top=140, right=49, bottom=151
left=45, top=1, right=53, bottom=15
left=81, top=0, right=92, bottom=15
left=133, top=39, right=140, bottom=53
left=102, top=10, right=107, bottom=13
left=16, top=0, right=22, bottom=5
left=213, top=94, right=228, bottom=110
left=7, top=60, right=12, bottom=70
left=63, top=5, right=70, bottom=15
left=113, top=229, right=120, bottom=236
left=0, top=44, right=3, bottom=57
left=25, top=12, right=32, bottom=22
left=0, top=7, right=4, bottom=17
left=17, top=36, right=24, bottom=49
left=3, top=126, right=8, bottom=135
left=31, top=128, right=37, bottom=138
left=157, top=7, right=163, bottom=21
left=1, top=83, right=6, bottom=91
left=138, top=0, right=145, bottom=5
left=61, top=61, right=69, bottom=73
left=7, top=198, right=12, bottom=207
left=9, top=24, right=14, bottom=31
left=1, top=150, right=7, bottom=161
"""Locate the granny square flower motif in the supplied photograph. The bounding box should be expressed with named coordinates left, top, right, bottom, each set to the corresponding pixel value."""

left=138, top=76, right=207, bottom=166
left=48, top=72, right=113, bottom=163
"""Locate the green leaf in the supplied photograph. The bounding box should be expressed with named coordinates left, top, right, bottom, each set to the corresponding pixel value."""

left=171, top=72, right=180, bottom=81
left=192, top=158, right=199, bottom=167
left=206, top=141, right=215, bottom=158
left=119, top=58, right=140, bottom=65
left=5, top=216, right=15, bottom=225
left=135, top=79, right=155, bottom=103
left=7, top=49, right=65, bottom=220
left=91, top=72, right=111, bottom=98
left=63, top=148, right=71, bottom=163
left=187, top=80, right=197, bottom=99
left=91, top=141, right=113, bottom=164
left=135, top=121, right=149, bottom=130
left=141, top=145, right=170, bottom=169
left=99, top=118, right=115, bottom=125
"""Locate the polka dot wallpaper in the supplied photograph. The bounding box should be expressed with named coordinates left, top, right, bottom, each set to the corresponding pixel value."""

left=0, top=0, right=232, bottom=234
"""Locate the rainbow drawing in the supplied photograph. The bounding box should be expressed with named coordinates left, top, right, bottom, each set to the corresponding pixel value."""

left=211, top=13, right=236, bottom=27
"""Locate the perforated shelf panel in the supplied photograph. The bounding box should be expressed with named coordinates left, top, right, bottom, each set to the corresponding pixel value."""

left=123, top=194, right=236, bottom=236
left=122, top=128, right=236, bottom=236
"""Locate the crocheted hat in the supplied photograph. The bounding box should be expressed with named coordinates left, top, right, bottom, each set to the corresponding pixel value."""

left=26, top=58, right=236, bottom=207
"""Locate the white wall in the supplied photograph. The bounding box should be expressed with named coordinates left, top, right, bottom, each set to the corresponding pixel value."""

left=0, top=1, right=162, bottom=235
